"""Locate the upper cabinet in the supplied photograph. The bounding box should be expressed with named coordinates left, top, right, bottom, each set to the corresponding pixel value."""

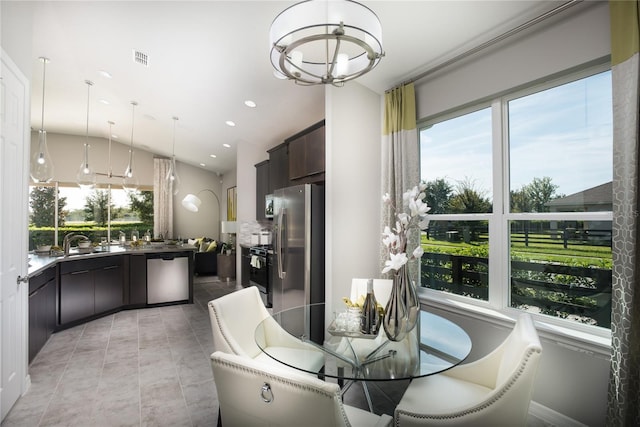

left=267, top=142, right=291, bottom=193
left=255, top=160, right=270, bottom=221
left=288, top=122, right=325, bottom=183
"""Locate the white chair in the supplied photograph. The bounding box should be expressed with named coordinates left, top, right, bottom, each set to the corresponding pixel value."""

left=394, top=313, right=542, bottom=426
left=210, top=351, right=392, bottom=427
left=207, top=286, right=325, bottom=373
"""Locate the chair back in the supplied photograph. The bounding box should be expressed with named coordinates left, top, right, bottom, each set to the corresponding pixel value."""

left=208, top=286, right=270, bottom=359
left=211, top=351, right=350, bottom=427
left=350, top=278, right=393, bottom=306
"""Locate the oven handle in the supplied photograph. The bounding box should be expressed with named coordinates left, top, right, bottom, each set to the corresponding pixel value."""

left=277, top=207, right=286, bottom=279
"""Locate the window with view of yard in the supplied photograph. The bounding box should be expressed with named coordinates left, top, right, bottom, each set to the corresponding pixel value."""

left=28, top=184, right=153, bottom=250
left=419, top=66, right=613, bottom=330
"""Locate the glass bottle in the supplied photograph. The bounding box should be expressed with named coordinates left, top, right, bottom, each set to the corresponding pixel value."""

left=360, top=279, right=381, bottom=335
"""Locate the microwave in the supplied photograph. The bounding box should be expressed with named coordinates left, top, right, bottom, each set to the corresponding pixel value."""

left=265, top=194, right=274, bottom=219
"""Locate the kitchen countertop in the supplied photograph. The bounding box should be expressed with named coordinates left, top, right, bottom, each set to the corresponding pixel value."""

left=28, top=244, right=197, bottom=278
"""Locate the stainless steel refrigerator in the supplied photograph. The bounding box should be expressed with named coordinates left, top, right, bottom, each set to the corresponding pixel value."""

left=272, top=183, right=325, bottom=343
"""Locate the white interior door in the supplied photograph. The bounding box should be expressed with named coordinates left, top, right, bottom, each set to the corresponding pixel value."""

left=1, top=50, right=30, bottom=421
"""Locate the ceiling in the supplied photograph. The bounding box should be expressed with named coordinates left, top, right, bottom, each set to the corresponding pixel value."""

left=25, top=0, right=564, bottom=176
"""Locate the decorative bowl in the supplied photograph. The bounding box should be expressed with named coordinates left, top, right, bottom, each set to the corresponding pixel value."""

left=36, top=245, right=51, bottom=252
left=78, top=241, right=91, bottom=248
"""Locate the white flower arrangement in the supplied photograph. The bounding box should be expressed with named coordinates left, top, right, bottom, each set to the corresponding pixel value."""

left=381, top=183, right=431, bottom=274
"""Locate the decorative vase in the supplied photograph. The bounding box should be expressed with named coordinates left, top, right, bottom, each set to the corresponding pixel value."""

left=383, top=265, right=410, bottom=341
left=383, top=264, right=420, bottom=342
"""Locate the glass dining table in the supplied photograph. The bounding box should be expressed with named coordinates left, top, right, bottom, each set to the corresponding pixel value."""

left=255, top=303, right=472, bottom=412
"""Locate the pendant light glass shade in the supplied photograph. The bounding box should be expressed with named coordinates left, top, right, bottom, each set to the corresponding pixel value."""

left=77, top=80, right=96, bottom=189
left=122, top=101, right=139, bottom=192
left=77, top=143, right=96, bottom=189
left=30, top=57, right=54, bottom=183
left=165, top=116, right=180, bottom=196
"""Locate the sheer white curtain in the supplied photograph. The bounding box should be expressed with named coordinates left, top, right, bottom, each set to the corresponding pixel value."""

left=607, top=1, right=640, bottom=425
left=153, top=157, right=173, bottom=239
left=380, top=83, right=420, bottom=278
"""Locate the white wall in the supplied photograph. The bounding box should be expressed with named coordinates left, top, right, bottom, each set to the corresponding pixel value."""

left=173, top=162, right=223, bottom=241
left=325, top=83, right=383, bottom=312
left=412, top=2, right=611, bottom=425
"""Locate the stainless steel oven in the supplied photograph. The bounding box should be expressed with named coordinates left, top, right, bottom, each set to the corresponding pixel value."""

left=245, top=245, right=272, bottom=307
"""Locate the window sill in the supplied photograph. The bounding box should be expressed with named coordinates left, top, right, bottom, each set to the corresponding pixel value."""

left=418, top=288, right=611, bottom=358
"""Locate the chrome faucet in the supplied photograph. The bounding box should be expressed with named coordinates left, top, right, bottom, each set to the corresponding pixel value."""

left=63, top=232, right=89, bottom=256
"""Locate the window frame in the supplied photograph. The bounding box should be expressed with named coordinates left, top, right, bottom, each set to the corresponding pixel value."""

left=417, top=62, right=613, bottom=348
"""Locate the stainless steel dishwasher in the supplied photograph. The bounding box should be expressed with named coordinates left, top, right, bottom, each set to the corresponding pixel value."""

left=146, top=253, right=189, bottom=304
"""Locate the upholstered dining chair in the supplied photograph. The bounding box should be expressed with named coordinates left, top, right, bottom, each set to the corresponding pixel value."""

left=211, top=351, right=392, bottom=427
left=394, top=313, right=542, bottom=426
left=207, top=286, right=325, bottom=373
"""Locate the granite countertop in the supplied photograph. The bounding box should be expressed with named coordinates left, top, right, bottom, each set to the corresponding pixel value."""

left=28, top=244, right=197, bottom=277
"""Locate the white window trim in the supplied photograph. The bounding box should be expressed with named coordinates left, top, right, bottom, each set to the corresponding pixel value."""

left=417, top=63, right=613, bottom=354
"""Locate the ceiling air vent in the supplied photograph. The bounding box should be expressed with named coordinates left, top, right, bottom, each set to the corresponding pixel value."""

left=132, top=50, right=149, bottom=67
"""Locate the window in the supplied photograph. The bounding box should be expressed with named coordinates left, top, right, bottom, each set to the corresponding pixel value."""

left=28, top=183, right=154, bottom=250
left=419, top=67, right=612, bottom=330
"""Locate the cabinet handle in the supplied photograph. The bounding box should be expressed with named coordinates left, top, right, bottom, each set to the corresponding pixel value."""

left=103, top=266, right=119, bottom=270
left=70, top=270, right=90, bottom=275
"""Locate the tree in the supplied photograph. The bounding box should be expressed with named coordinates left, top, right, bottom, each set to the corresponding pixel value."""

left=30, top=186, right=67, bottom=227
left=424, top=179, right=453, bottom=214
left=84, top=190, right=112, bottom=226
left=128, top=190, right=154, bottom=224
left=525, top=176, right=559, bottom=213
left=448, top=177, right=492, bottom=214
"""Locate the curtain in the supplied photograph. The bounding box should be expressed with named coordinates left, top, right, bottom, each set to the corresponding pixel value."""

left=380, top=83, right=420, bottom=278
left=607, top=1, right=640, bottom=425
left=153, top=157, right=173, bottom=239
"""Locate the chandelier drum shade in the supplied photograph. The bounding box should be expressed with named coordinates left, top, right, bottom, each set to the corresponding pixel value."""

left=30, top=57, right=54, bottom=183
left=269, top=0, right=384, bottom=86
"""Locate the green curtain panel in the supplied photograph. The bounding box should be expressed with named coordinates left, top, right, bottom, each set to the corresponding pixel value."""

left=380, top=83, right=420, bottom=278
left=607, top=1, right=640, bottom=425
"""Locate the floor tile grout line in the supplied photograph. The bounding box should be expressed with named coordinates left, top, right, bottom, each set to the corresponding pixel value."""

left=35, top=322, right=87, bottom=427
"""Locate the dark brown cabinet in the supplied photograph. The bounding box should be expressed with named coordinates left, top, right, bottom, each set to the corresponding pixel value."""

left=289, top=122, right=325, bottom=182
left=29, top=267, right=56, bottom=363
left=59, top=256, right=124, bottom=326
left=268, top=142, right=290, bottom=192
left=129, top=253, right=147, bottom=306
left=255, top=159, right=270, bottom=220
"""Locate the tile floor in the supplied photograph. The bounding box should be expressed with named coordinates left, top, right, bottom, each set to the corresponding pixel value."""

left=2, top=276, right=401, bottom=426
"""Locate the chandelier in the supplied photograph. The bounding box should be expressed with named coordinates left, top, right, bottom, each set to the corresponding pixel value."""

left=269, top=0, right=384, bottom=87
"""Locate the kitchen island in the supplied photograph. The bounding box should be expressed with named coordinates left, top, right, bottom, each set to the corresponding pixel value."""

left=27, top=244, right=196, bottom=362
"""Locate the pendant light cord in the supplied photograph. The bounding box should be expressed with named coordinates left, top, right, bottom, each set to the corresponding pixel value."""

left=40, top=58, right=48, bottom=130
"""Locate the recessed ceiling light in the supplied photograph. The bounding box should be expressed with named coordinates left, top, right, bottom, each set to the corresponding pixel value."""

left=200, top=163, right=206, bottom=167
left=210, top=154, right=217, bottom=158
left=99, top=70, right=112, bottom=79
left=244, top=100, right=256, bottom=108
left=225, top=120, right=235, bottom=127
left=111, top=134, right=118, bottom=139
left=100, top=99, right=110, bottom=105
left=223, top=143, right=231, bottom=148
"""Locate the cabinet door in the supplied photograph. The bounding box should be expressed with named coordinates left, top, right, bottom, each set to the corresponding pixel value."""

left=60, top=269, right=94, bottom=325
left=288, top=135, right=306, bottom=180
left=43, top=278, right=57, bottom=339
left=304, top=125, right=325, bottom=177
left=28, top=291, right=43, bottom=363
left=129, top=253, right=147, bottom=305
left=255, top=160, right=270, bottom=220
left=268, top=144, right=290, bottom=191
left=94, top=264, right=123, bottom=314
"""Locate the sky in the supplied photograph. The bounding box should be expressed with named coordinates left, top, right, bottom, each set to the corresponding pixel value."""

left=420, top=70, right=613, bottom=200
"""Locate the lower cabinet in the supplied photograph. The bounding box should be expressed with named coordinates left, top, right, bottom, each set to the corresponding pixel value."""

left=59, top=256, right=124, bottom=326
left=29, top=267, right=56, bottom=363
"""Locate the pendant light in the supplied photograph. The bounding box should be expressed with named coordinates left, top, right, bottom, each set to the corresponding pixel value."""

left=77, top=80, right=96, bottom=189
left=122, top=101, right=139, bottom=192
left=166, top=116, right=181, bottom=196
left=30, top=57, right=54, bottom=183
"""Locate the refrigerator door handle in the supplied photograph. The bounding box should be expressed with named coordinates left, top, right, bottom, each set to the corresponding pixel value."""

left=277, top=207, right=286, bottom=279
